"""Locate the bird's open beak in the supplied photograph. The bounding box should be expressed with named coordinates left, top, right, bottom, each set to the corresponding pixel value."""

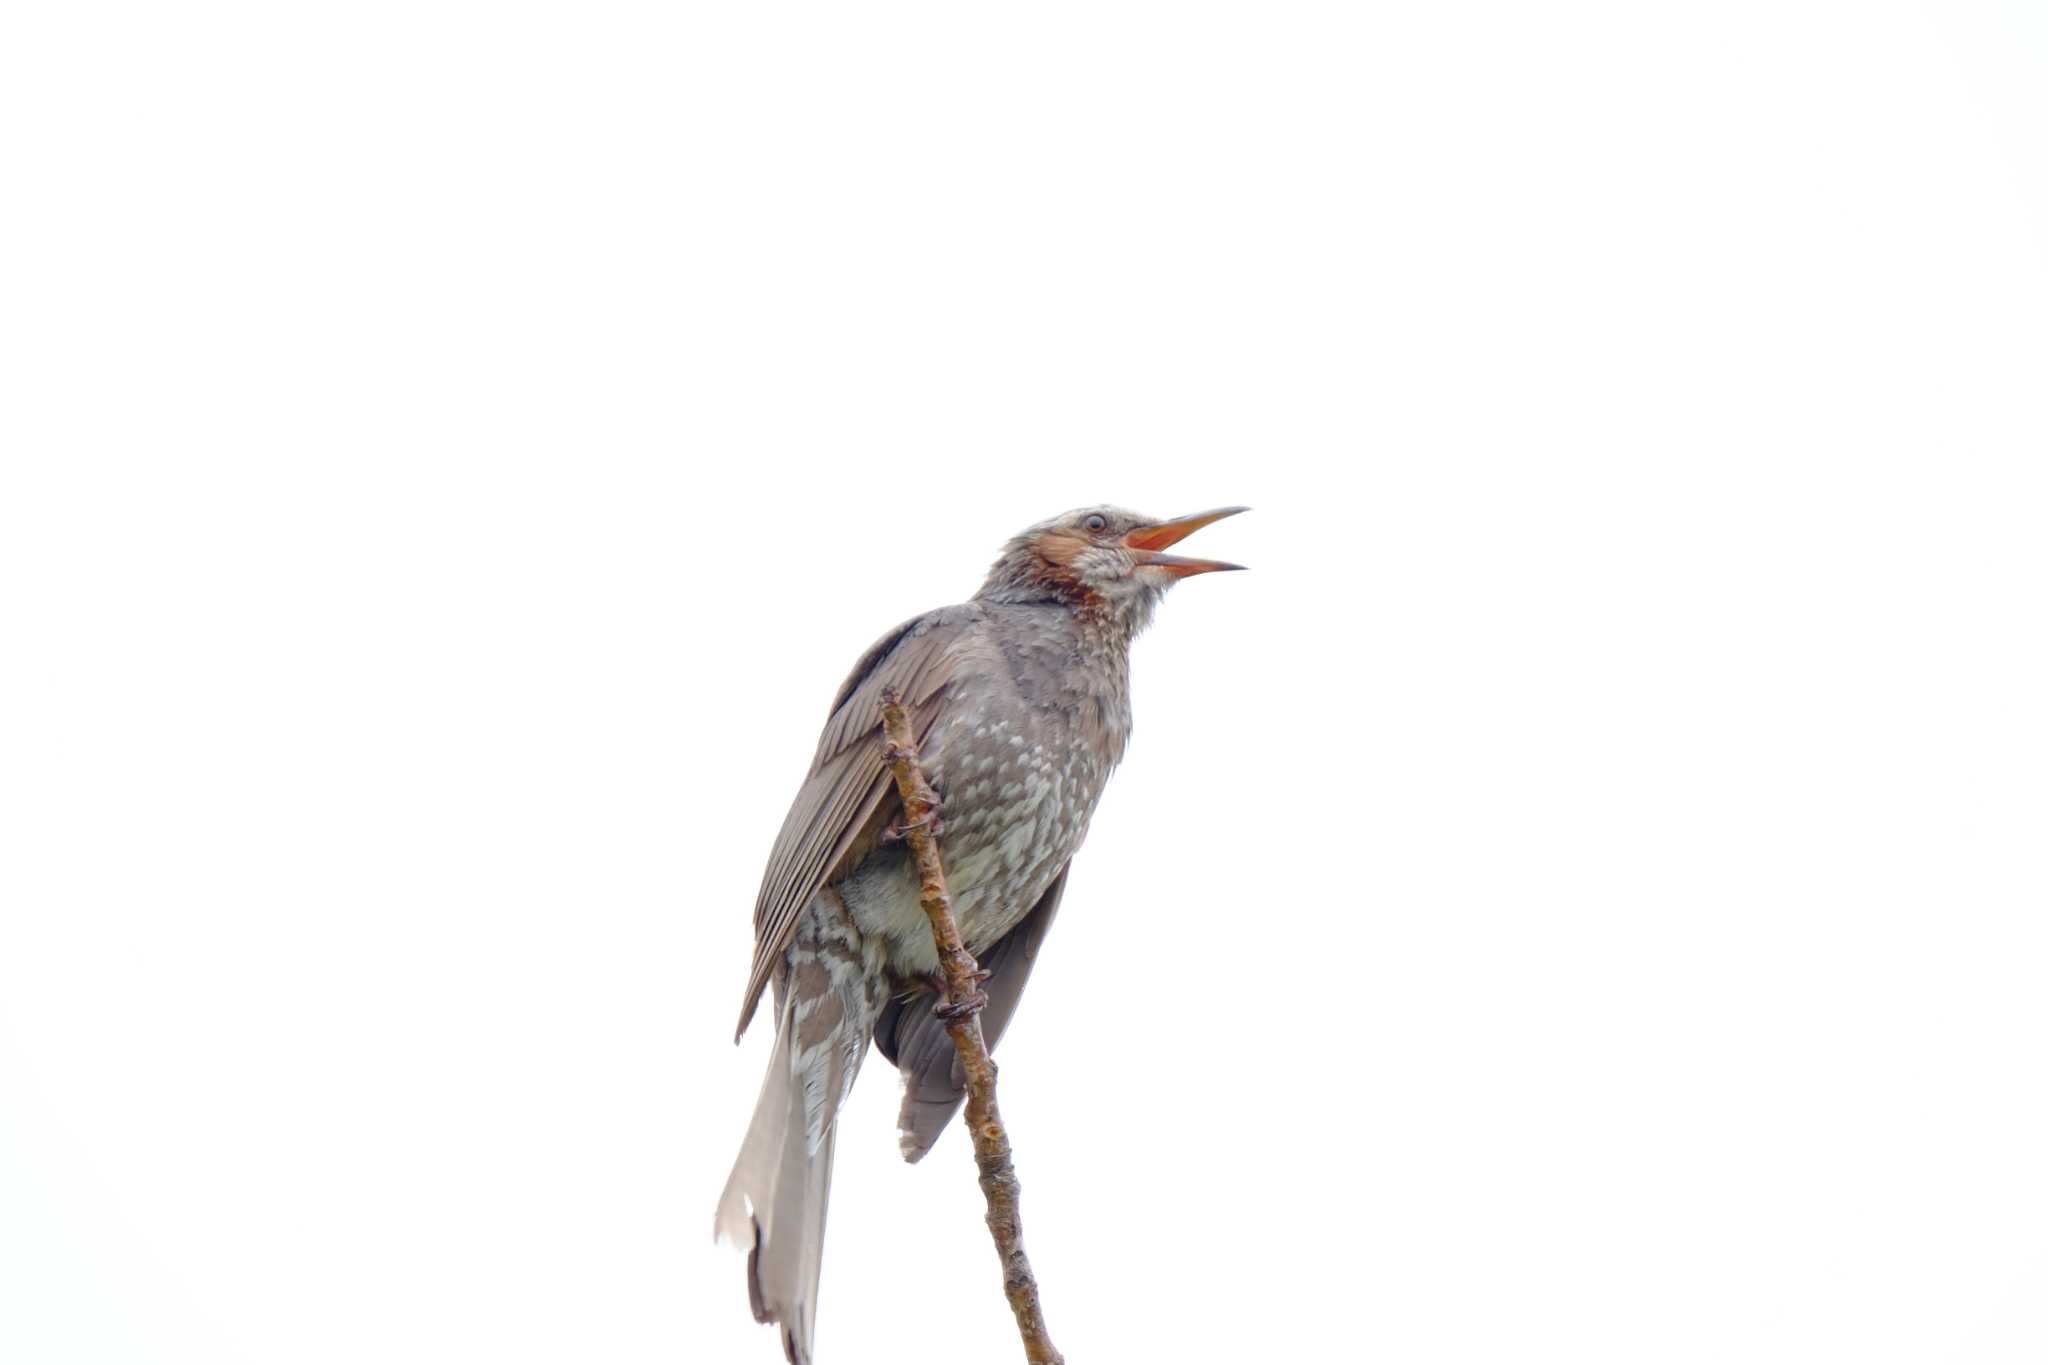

left=1122, top=506, right=1249, bottom=578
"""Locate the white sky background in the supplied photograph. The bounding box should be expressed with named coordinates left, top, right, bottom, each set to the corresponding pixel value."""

left=3, top=2, right=2046, bottom=1362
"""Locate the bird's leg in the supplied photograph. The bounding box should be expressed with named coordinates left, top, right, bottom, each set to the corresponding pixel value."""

left=881, top=792, right=944, bottom=844
left=924, top=966, right=990, bottom=1020
left=933, top=991, right=988, bottom=1020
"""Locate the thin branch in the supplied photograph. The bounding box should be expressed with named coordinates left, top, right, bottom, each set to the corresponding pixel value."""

left=879, top=689, right=1065, bottom=1365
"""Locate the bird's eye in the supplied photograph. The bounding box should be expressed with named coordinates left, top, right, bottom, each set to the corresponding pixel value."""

left=1084, top=514, right=1108, bottom=533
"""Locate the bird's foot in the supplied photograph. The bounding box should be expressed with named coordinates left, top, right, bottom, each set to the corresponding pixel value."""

left=933, top=990, right=989, bottom=1021
left=921, top=966, right=989, bottom=993
left=881, top=808, right=943, bottom=843
left=921, top=968, right=988, bottom=1019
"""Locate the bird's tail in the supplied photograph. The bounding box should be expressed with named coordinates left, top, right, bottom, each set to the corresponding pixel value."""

left=717, top=1020, right=836, bottom=1365
left=718, top=907, right=884, bottom=1364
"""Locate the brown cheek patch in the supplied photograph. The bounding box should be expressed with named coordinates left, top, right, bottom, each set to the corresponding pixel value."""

left=1028, top=533, right=1101, bottom=604
left=1035, top=532, right=1088, bottom=567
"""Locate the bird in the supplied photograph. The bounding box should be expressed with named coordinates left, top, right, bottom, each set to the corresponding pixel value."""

left=716, top=504, right=1246, bottom=1364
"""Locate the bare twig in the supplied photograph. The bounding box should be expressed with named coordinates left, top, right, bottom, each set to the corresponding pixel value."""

left=879, top=689, right=1065, bottom=1365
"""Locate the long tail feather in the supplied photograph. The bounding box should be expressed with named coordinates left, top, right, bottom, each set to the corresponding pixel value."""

left=717, top=1021, right=833, bottom=1365
left=719, top=898, right=886, bottom=1364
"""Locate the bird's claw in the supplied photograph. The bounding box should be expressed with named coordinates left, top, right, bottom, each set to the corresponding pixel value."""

left=881, top=810, right=943, bottom=843
left=933, top=990, right=989, bottom=1021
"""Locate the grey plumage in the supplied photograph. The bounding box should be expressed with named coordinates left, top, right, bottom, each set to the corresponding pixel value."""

left=875, top=864, right=1069, bottom=1162
left=718, top=505, right=1244, bottom=1364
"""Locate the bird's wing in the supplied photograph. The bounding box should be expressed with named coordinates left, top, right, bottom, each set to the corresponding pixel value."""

left=734, top=604, right=983, bottom=1041
left=873, top=861, right=1069, bottom=1162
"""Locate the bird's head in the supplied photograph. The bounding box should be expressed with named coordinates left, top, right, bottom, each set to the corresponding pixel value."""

left=976, top=505, right=1246, bottom=635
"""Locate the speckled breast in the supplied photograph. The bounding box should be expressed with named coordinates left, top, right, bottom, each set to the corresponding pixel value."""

left=835, top=603, right=1135, bottom=981
left=917, top=697, right=1114, bottom=953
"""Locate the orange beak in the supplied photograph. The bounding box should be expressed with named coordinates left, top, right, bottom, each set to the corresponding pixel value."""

left=1121, top=506, right=1249, bottom=578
